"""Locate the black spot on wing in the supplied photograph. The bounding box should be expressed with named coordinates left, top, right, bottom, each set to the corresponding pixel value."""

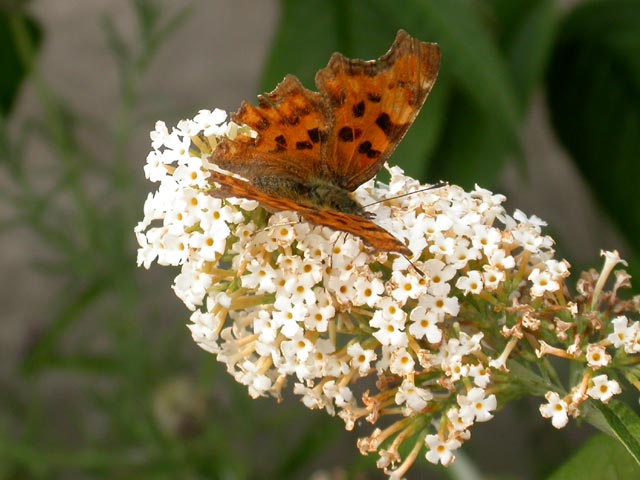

left=352, top=101, right=365, bottom=118
left=338, top=127, right=354, bottom=142
left=367, top=93, right=381, bottom=103
left=357, top=140, right=381, bottom=159
left=307, top=128, right=320, bottom=143
left=273, top=134, right=287, bottom=153
left=296, top=141, right=313, bottom=150
left=375, top=113, right=392, bottom=136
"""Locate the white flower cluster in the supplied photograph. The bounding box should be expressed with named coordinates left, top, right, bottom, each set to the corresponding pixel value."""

left=136, top=110, right=634, bottom=476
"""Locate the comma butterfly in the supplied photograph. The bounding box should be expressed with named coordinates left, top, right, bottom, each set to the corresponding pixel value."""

left=208, top=30, right=440, bottom=256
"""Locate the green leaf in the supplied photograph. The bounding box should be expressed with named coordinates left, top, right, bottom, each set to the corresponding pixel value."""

left=594, top=401, right=640, bottom=466
left=547, top=433, right=640, bottom=479
left=260, top=0, right=340, bottom=90
left=501, top=0, right=558, bottom=107
left=270, top=415, right=341, bottom=478
left=0, top=11, right=42, bottom=115
left=21, top=279, right=110, bottom=374
left=546, top=0, right=640, bottom=264
left=429, top=92, right=512, bottom=188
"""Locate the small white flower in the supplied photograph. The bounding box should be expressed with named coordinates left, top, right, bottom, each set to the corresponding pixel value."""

left=395, top=379, right=432, bottom=413
left=546, top=259, right=570, bottom=279
left=422, top=214, right=453, bottom=236
left=281, top=335, right=313, bottom=362
left=372, top=316, right=408, bottom=347
left=150, top=120, right=170, bottom=149
left=420, top=293, right=459, bottom=317
left=468, top=363, right=492, bottom=388
left=528, top=268, right=560, bottom=297
left=514, top=209, right=547, bottom=229
left=585, top=344, right=610, bottom=369
left=352, top=276, right=385, bottom=307
left=456, top=270, right=484, bottom=295
left=389, top=348, right=415, bottom=376
left=489, top=248, right=515, bottom=270
left=159, top=233, right=189, bottom=266
left=600, top=249, right=628, bottom=268
left=587, top=374, right=621, bottom=403
left=347, top=342, right=377, bottom=376
left=390, top=271, right=426, bottom=303
left=482, top=267, right=504, bottom=290
left=539, top=391, right=569, bottom=428
left=471, top=225, right=501, bottom=256
left=422, top=258, right=456, bottom=296
left=607, top=315, right=637, bottom=350
left=242, top=258, right=278, bottom=293
left=457, top=387, right=497, bottom=423
left=424, top=434, right=461, bottom=466
left=429, top=233, right=456, bottom=257
left=408, top=307, right=443, bottom=343
left=446, top=243, right=479, bottom=269
left=322, top=380, right=353, bottom=408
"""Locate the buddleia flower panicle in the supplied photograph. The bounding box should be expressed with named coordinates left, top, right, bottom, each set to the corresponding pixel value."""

left=137, top=110, right=640, bottom=478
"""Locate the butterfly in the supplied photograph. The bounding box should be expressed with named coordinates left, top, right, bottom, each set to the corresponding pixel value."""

left=208, top=30, right=440, bottom=256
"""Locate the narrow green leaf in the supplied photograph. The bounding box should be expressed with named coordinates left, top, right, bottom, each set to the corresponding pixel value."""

left=595, top=401, right=640, bottom=465
left=503, top=0, right=558, bottom=106
left=547, top=434, right=640, bottom=479
left=0, top=11, right=42, bottom=115
left=260, top=0, right=340, bottom=90
left=271, top=415, right=341, bottom=478
left=101, top=15, right=131, bottom=66
left=21, top=279, right=110, bottom=374
left=545, top=0, right=640, bottom=266
left=485, top=0, right=559, bottom=105
left=429, top=92, right=512, bottom=188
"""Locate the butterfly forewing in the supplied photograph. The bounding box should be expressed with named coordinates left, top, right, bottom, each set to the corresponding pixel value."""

left=315, top=30, right=440, bottom=191
left=211, top=75, right=329, bottom=183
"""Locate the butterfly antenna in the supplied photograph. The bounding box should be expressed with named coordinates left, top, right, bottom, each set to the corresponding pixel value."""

left=364, top=181, right=449, bottom=208
left=404, top=255, right=425, bottom=277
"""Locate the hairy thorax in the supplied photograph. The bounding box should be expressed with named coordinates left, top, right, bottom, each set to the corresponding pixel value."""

left=252, top=176, right=370, bottom=218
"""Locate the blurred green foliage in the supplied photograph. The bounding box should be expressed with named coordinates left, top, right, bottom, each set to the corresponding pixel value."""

left=1, top=0, right=639, bottom=478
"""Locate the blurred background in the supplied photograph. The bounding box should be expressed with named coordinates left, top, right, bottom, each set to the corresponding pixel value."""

left=1, top=0, right=639, bottom=478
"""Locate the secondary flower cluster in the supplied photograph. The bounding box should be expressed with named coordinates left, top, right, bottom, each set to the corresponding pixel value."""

left=136, top=109, right=639, bottom=478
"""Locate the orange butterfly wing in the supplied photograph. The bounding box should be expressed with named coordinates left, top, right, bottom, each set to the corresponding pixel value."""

left=211, top=75, right=329, bottom=183
left=212, top=30, right=440, bottom=190
left=207, top=30, right=440, bottom=256
left=315, top=30, right=440, bottom=191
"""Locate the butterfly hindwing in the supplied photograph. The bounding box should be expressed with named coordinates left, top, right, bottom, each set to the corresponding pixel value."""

left=208, top=171, right=410, bottom=255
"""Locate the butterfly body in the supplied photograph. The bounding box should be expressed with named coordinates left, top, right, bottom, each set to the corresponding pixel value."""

left=252, top=175, right=366, bottom=217
left=209, top=30, right=440, bottom=256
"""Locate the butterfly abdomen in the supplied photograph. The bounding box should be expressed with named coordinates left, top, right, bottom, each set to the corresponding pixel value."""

left=252, top=176, right=365, bottom=216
